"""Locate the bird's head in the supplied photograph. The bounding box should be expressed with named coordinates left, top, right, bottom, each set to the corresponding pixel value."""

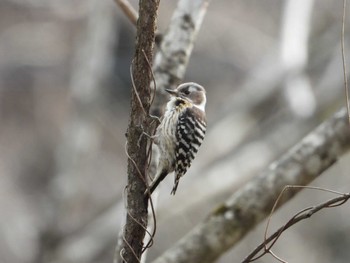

left=165, top=82, right=206, bottom=111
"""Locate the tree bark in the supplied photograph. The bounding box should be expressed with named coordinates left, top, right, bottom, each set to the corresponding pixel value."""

left=121, top=1, right=160, bottom=262
left=116, top=1, right=210, bottom=262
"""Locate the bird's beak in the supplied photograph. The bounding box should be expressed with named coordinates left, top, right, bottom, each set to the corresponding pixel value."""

left=165, top=88, right=178, bottom=96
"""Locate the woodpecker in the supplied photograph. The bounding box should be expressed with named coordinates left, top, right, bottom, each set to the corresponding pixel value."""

left=147, top=82, right=207, bottom=195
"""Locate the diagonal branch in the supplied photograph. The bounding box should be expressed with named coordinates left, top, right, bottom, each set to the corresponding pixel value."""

left=151, top=108, right=350, bottom=263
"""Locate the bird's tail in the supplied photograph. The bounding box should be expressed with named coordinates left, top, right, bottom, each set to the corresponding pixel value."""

left=170, top=174, right=181, bottom=195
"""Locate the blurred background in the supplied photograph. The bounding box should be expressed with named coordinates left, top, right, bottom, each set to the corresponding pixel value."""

left=1, top=0, right=350, bottom=262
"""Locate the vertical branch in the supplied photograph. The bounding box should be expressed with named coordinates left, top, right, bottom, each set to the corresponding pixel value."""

left=121, top=0, right=160, bottom=263
left=115, top=1, right=209, bottom=262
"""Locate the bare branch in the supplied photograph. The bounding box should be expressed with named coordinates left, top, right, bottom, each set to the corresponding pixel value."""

left=116, top=1, right=211, bottom=261
left=120, top=0, right=160, bottom=262
left=151, top=108, right=350, bottom=263
left=115, top=0, right=138, bottom=26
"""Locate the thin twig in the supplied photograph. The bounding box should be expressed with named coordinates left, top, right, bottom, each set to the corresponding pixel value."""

left=120, top=187, right=140, bottom=263
left=124, top=125, right=158, bottom=255
left=125, top=142, right=146, bottom=183
left=142, top=197, right=157, bottom=252
left=242, top=187, right=350, bottom=262
left=269, top=250, right=288, bottom=263
left=143, top=150, right=158, bottom=252
left=142, top=49, right=158, bottom=107
left=130, top=61, right=148, bottom=116
left=142, top=137, right=157, bottom=253
left=262, top=186, right=347, bottom=257
left=143, top=148, right=158, bottom=253
left=120, top=248, right=127, bottom=263
left=127, top=210, right=154, bottom=248
left=264, top=185, right=344, bottom=250
left=123, top=234, right=141, bottom=263
left=341, top=0, right=350, bottom=124
left=122, top=184, right=156, bottom=258
left=114, top=0, right=138, bottom=26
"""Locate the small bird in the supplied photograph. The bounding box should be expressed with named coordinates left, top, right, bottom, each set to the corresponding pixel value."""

left=147, top=82, right=207, bottom=195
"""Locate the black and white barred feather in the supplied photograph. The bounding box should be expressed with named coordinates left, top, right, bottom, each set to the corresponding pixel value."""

left=172, top=106, right=206, bottom=194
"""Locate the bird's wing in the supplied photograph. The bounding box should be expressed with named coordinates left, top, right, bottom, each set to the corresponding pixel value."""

left=172, top=107, right=206, bottom=194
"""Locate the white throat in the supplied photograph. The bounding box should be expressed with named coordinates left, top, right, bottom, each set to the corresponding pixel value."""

left=167, top=96, right=206, bottom=112
left=166, top=97, right=177, bottom=111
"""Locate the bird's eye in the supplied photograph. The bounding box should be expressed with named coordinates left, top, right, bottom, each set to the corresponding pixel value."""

left=183, top=90, right=190, bottom=95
